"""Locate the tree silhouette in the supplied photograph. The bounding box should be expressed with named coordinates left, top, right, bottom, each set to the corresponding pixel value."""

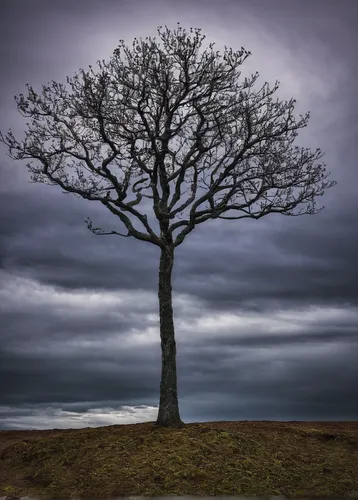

left=0, top=23, right=336, bottom=427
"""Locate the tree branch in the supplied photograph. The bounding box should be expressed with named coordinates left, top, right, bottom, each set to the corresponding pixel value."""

left=0, top=24, right=336, bottom=254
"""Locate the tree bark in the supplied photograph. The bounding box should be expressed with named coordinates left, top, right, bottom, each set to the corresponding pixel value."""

left=155, top=244, right=184, bottom=427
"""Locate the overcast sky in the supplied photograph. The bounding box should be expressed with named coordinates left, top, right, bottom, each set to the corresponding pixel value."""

left=0, top=0, right=357, bottom=431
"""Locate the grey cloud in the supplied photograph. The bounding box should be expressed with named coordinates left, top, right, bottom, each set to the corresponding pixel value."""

left=0, top=0, right=357, bottom=429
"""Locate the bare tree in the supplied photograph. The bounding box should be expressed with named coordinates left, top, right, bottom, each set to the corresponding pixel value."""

left=0, top=23, right=336, bottom=427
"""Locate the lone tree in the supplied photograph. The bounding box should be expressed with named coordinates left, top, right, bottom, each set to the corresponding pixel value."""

left=0, top=24, right=336, bottom=427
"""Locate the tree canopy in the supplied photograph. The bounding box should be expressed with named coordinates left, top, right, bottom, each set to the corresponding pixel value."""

left=0, top=24, right=336, bottom=251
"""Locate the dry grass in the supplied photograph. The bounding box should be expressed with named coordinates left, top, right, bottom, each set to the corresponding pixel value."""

left=0, top=420, right=358, bottom=499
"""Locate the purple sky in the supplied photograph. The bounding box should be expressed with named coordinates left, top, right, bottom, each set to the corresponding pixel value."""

left=0, top=0, right=357, bottom=430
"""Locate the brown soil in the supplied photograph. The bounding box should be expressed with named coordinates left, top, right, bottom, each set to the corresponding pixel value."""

left=0, top=420, right=357, bottom=499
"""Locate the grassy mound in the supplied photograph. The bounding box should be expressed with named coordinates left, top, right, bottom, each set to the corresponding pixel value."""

left=0, top=420, right=357, bottom=498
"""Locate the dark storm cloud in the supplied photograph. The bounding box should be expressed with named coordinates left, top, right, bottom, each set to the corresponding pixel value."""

left=0, top=0, right=357, bottom=429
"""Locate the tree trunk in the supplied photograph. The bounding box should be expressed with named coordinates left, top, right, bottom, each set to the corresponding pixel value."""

left=155, top=244, right=184, bottom=428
